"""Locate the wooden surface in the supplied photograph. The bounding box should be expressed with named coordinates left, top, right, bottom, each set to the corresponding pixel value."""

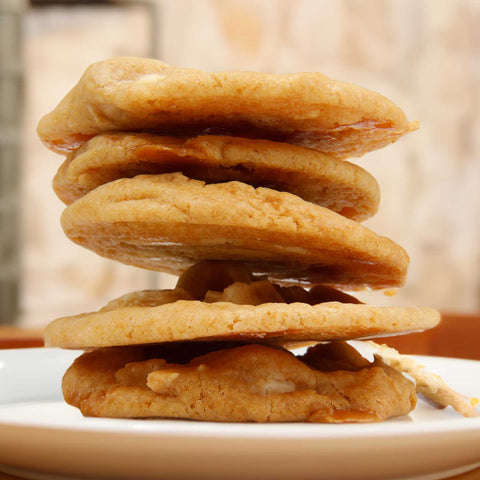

left=0, top=327, right=44, bottom=349
left=381, top=312, right=480, bottom=360
left=2, top=471, right=477, bottom=480
left=0, top=468, right=479, bottom=480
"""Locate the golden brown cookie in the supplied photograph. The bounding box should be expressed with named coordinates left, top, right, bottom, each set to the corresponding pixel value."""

left=62, top=342, right=416, bottom=422
left=37, top=57, right=417, bottom=158
left=53, top=133, right=380, bottom=221
left=44, top=285, right=440, bottom=349
left=60, top=173, right=409, bottom=289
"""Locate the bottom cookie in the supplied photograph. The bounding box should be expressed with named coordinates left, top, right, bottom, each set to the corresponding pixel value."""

left=63, top=341, right=417, bottom=423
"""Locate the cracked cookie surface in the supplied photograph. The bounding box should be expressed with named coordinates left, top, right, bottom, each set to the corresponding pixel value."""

left=60, top=172, right=409, bottom=289
left=62, top=342, right=417, bottom=422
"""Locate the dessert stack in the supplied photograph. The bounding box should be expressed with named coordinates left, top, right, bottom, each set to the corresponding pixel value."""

left=37, top=58, right=477, bottom=422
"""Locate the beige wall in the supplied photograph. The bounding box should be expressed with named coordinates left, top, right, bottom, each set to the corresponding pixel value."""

left=20, top=0, right=480, bottom=326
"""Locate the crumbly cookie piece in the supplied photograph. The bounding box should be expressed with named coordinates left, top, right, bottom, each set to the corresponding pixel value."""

left=175, top=260, right=256, bottom=300
left=37, top=57, right=417, bottom=158
left=60, top=172, right=408, bottom=289
left=62, top=342, right=417, bottom=422
left=367, top=342, right=480, bottom=418
left=44, top=286, right=440, bottom=349
left=176, top=260, right=361, bottom=304
left=53, top=133, right=380, bottom=221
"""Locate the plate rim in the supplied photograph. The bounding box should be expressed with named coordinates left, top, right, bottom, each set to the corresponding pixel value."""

left=1, top=347, right=480, bottom=480
left=0, top=347, right=479, bottom=440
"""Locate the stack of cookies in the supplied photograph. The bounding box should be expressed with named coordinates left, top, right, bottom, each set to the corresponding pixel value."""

left=37, top=58, right=476, bottom=422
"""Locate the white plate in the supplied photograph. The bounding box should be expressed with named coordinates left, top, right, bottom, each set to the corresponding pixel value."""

left=0, top=347, right=479, bottom=480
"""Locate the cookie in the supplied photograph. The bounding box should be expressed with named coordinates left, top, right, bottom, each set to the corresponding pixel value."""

left=62, top=342, right=416, bottom=422
left=60, top=172, right=409, bottom=289
left=44, top=284, right=440, bottom=349
left=37, top=57, right=417, bottom=158
left=53, top=133, right=380, bottom=221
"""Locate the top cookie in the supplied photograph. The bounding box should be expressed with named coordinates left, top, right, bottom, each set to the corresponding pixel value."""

left=37, top=57, right=416, bottom=158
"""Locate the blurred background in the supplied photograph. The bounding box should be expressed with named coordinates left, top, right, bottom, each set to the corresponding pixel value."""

left=1, top=0, right=479, bottom=327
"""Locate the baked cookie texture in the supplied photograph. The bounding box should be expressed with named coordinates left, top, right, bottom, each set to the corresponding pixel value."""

left=62, top=342, right=417, bottom=422
left=53, top=133, right=380, bottom=221
left=38, top=58, right=475, bottom=423
left=45, top=268, right=440, bottom=349
left=37, top=57, right=417, bottom=158
left=44, top=288, right=440, bottom=349
left=45, top=266, right=439, bottom=351
left=60, top=173, right=408, bottom=289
